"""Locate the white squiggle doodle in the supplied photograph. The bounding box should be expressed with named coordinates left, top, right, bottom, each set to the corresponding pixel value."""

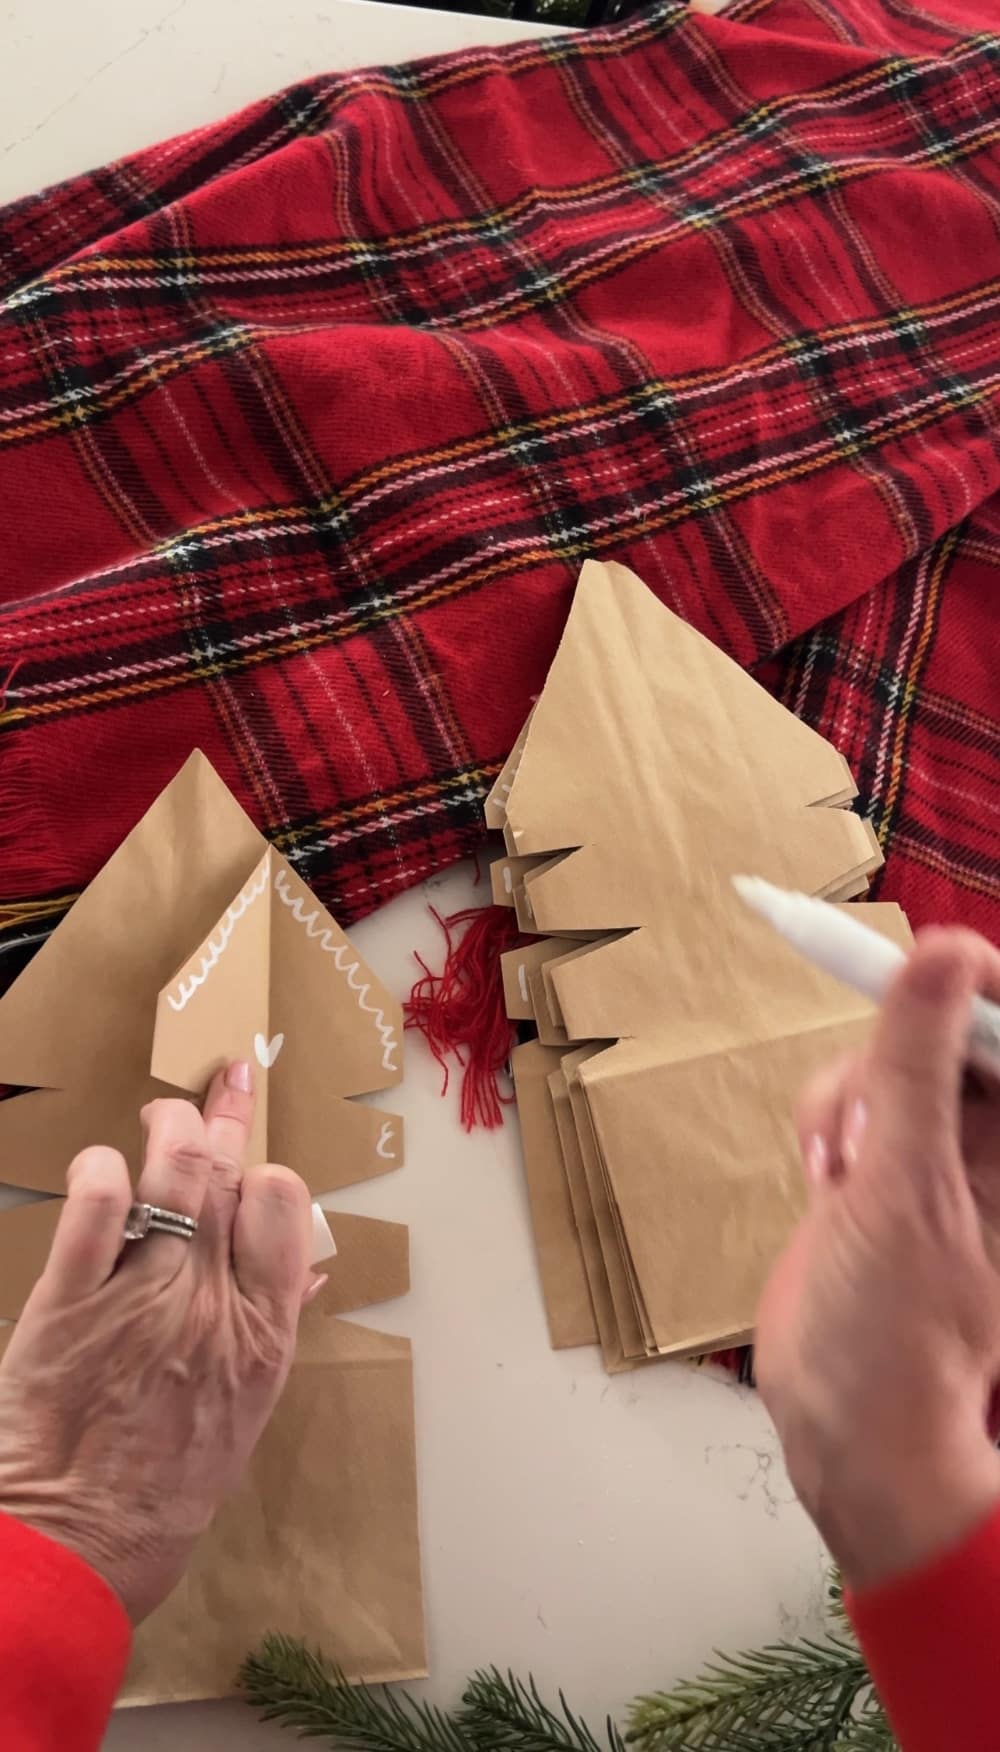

left=376, top=1120, right=397, bottom=1160
left=167, top=854, right=271, bottom=1013
left=273, top=868, right=399, bottom=1072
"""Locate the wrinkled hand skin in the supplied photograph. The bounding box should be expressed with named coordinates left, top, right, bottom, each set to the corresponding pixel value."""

left=757, top=928, right=1000, bottom=1593
left=0, top=1067, right=312, bottom=1623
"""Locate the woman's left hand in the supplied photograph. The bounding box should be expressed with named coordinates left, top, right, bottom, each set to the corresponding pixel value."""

left=0, top=1062, right=311, bottom=1622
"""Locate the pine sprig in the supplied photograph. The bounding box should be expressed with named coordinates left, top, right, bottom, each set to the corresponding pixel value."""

left=240, top=1576, right=897, bottom=1752
left=825, top=1574, right=849, bottom=1633
left=832, top=1695, right=896, bottom=1752
left=626, top=1637, right=878, bottom=1751
left=239, top=1643, right=619, bottom=1752
left=462, top=1667, right=626, bottom=1752
left=239, top=1636, right=477, bottom=1752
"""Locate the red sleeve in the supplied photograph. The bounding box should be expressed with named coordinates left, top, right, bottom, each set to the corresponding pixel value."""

left=848, top=1500, right=1000, bottom=1752
left=0, top=1510, right=131, bottom=1750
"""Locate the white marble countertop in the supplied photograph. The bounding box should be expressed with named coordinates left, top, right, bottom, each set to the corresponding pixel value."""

left=1, top=4, right=828, bottom=1745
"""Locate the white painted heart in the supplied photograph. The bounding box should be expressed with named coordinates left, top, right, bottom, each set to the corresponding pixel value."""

left=254, top=1031, right=285, bottom=1070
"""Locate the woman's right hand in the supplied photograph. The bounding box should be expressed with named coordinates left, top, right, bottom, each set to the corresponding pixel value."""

left=756, top=928, right=1000, bottom=1592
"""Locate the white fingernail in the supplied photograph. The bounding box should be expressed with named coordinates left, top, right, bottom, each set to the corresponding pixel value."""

left=804, top=1133, right=829, bottom=1188
left=310, top=1202, right=337, bottom=1264
left=842, top=1098, right=868, bottom=1166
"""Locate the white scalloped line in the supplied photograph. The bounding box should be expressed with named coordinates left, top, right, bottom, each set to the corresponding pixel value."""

left=273, top=868, right=398, bottom=1073
left=166, top=854, right=271, bottom=1013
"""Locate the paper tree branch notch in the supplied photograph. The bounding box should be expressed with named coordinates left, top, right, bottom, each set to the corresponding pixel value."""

left=490, top=561, right=912, bottom=1368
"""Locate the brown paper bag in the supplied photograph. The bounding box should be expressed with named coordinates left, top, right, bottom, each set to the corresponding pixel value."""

left=0, top=752, right=425, bottom=1697
left=549, top=1052, right=635, bottom=1373
left=510, top=1041, right=596, bottom=1349
left=123, top=1315, right=425, bottom=1703
left=490, top=560, right=912, bottom=1358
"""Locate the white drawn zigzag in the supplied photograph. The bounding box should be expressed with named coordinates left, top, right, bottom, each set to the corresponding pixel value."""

left=167, top=854, right=272, bottom=1014
left=273, top=868, right=399, bottom=1073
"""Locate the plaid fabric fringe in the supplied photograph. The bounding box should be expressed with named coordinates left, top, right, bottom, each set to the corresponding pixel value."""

left=0, top=0, right=998, bottom=982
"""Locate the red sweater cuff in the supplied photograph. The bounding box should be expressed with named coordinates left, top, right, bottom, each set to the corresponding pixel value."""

left=848, top=1499, right=1000, bottom=1752
left=0, top=1510, right=131, bottom=1751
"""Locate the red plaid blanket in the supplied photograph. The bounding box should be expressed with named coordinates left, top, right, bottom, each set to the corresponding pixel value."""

left=1, top=0, right=998, bottom=977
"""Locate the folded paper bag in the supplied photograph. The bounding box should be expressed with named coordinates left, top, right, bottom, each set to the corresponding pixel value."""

left=122, top=1312, right=426, bottom=1704
left=0, top=751, right=403, bottom=1317
left=0, top=751, right=425, bottom=1701
left=494, top=560, right=910, bottom=1360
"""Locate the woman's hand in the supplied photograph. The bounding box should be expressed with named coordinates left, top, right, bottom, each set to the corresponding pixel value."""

left=757, top=928, right=1000, bottom=1592
left=0, top=1063, right=312, bottom=1622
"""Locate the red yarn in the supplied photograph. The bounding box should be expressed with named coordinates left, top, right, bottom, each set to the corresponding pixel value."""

left=704, top=1346, right=754, bottom=1383
left=405, top=905, right=522, bottom=1129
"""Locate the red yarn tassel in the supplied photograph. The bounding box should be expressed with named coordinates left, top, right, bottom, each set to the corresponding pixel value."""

left=702, top=1346, right=754, bottom=1382
left=405, top=905, right=523, bottom=1129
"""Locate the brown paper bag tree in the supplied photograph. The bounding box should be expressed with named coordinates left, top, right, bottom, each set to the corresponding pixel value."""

left=0, top=753, right=424, bottom=1698
left=491, top=560, right=910, bottom=1358
left=0, top=752, right=403, bottom=1316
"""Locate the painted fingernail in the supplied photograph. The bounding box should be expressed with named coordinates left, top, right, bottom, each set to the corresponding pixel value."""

left=804, top=1133, right=829, bottom=1188
left=842, top=1097, right=868, bottom=1166
left=226, top=1060, right=253, bottom=1094
left=303, top=1272, right=328, bottom=1306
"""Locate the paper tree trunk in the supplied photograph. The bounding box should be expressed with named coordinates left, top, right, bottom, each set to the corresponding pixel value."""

left=489, top=561, right=911, bottom=1369
left=0, top=752, right=424, bottom=1699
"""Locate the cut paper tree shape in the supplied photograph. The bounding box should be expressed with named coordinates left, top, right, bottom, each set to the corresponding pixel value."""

left=0, top=751, right=423, bottom=1700
left=490, top=560, right=911, bottom=1366
left=0, top=751, right=403, bottom=1317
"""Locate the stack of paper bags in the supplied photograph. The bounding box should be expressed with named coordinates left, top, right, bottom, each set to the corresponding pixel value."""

left=0, top=753, right=425, bottom=1699
left=489, top=561, right=911, bottom=1373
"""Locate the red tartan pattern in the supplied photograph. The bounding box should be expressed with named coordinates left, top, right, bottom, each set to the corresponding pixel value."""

left=0, top=0, right=998, bottom=982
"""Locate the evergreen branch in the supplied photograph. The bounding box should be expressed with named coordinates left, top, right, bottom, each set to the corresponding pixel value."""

left=462, top=1667, right=627, bottom=1752
left=240, top=1642, right=625, bottom=1752
left=239, top=1635, right=476, bottom=1752
left=832, top=1691, right=896, bottom=1751
left=626, top=1637, right=873, bottom=1751
left=825, top=1575, right=849, bottom=1634
left=241, top=1572, right=897, bottom=1752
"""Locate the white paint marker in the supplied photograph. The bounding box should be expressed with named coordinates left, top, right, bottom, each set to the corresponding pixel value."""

left=732, top=874, right=1000, bottom=1079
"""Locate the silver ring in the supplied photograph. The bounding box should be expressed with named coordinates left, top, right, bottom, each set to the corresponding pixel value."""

left=124, top=1202, right=198, bottom=1243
